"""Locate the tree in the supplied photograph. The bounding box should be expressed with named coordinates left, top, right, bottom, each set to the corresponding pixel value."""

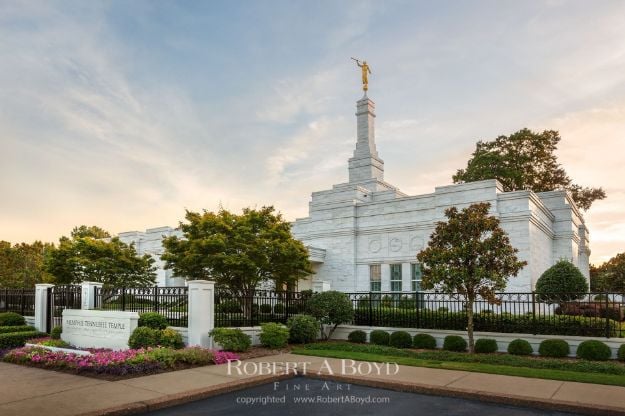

left=44, top=234, right=156, bottom=287
left=416, top=203, right=526, bottom=353
left=535, top=260, right=588, bottom=303
left=306, top=291, right=354, bottom=340
left=591, top=253, right=625, bottom=292
left=70, top=225, right=111, bottom=239
left=161, top=206, right=312, bottom=293
left=453, top=129, right=605, bottom=210
left=0, top=241, right=54, bottom=288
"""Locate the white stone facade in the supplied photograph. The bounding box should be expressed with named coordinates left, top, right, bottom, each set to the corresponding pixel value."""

left=291, top=95, right=590, bottom=293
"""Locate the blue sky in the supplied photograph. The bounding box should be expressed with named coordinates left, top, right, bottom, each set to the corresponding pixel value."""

left=1, top=0, right=624, bottom=263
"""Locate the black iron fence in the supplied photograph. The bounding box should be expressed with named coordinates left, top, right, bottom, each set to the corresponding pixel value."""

left=0, top=288, right=36, bottom=316
left=346, top=292, right=625, bottom=338
left=215, top=288, right=310, bottom=327
left=47, top=285, right=82, bottom=332
left=94, top=286, right=189, bottom=327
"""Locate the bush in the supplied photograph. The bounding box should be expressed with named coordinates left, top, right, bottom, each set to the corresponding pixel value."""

left=0, top=325, right=36, bottom=334
left=389, top=331, right=413, bottom=348
left=138, top=312, right=169, bottom=330
left=273, top=303, right=285, bottom=314
left=159, top=328, right=184, bottom=349
left=539, top=339, right=570, bottom=358
left=259, top=323, right=289, bottom=349
left=306, top=291, right=354, bottom=339
left=507, top=339, right=533, bottom=355
left=210, top=328, right=251, bottom=352
left=259, top=304, right=272, bottom=314
left=0, top=331, right=47, bottom=348
left=474, top=338, right=498, bottom=354
left=287, top=314, right=319, bottom=344
left=413, top=333, right=437, bottom=349
left=370, top=330, right=390, bottom=346
left=50, top=326, right=62, bottom=340
left=535, top=260, right=589, bottom=303
left=0, top=312, right=25, bottom=327
left=216, top=300, right=242, bottom=314
left=618, top=344, right=625, bottom=362
left=443, top=335, right=467, bottom=352
left=347, top=330, right=367, bottom=344
left=128, top=327, right=161, bottom=349
left=576, top=340, right=612, bottom=361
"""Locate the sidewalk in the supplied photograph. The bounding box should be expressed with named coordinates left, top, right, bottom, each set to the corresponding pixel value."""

left=1, top=353, right=625, bottom=415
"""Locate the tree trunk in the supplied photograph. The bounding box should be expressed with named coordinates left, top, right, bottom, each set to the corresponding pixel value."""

left=466, top=297, right=475, bottom=353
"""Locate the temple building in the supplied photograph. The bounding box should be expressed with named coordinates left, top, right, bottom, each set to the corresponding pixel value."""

left=119, top=94, right=591, bottom=293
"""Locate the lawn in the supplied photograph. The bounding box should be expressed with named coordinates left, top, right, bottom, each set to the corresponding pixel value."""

left=292, top=342, right=625, bottom=387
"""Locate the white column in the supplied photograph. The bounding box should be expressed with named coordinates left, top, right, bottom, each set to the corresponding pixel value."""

left=187, top=280, right=215, bottom=348
left=81, top=281, right=104, bottom=310
left=312, top=280, right=331, bottom=293
left=34, top=284, right=54, bottom=332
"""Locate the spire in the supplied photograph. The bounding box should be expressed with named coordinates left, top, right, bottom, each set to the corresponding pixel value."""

left=348, top=95, right=384, bottom=183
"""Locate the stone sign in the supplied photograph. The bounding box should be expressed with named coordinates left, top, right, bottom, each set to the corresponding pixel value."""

left=61, top=309, right=139, bottom=350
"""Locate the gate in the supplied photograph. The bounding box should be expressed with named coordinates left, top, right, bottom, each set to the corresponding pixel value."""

left=46, top=285, right=82, bottom=333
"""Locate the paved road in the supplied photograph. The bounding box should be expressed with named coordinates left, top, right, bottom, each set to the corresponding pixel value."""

left=141, top=377, right=579, bottom=416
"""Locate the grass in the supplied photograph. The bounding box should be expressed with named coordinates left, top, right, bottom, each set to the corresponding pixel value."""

left=292, top=342, right=625, bottom=387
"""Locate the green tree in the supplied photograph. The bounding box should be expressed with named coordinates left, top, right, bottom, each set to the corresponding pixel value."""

left=416, top=203, right=526, bottom=353
left=591, top=253, right=625, bottom=293
left=162, top=206, right=312, bottom=294
left=44, top=234, right=156, bottom=287
left=535, top=260, right=588, bottom=303
left=0, top=241, right=54, bottom=288
left=70, top=225, right=111, bottom=239
left=453, top=129, right=605, bottom=210
left=306, top=291, right=354, bottom=340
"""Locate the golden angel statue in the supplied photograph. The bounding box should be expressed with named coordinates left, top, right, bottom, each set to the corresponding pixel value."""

left=351, top=58, right=371, bottom=91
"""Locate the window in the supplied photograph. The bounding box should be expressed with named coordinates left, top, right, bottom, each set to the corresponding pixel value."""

left=411, top=263, right=422, bottom=292
left=390, top=264, right=402, bottom=292
left=369, top=264, right=381, bottom=292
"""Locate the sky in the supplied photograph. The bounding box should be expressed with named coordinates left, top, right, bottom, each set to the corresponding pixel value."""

left=1, top=0, right=624, bottom=264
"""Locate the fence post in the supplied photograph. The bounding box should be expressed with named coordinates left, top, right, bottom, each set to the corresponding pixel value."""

left=80, top=281, right=103, bottom=310
left=34, top=284, right=54, bottom=333
left=188, top=280, right=215, bottom=348
left=605, top=292, right=611, bottom=339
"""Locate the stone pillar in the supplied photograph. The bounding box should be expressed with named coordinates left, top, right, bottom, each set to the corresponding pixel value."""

left=81, top=281, right=104, bottom=310
left=187, top=280, right=215, bottom=348
left=312, top=280, right=331, bottom=293
left=34, top=284, right=54, bottom=332
left=348, top=96, right=384, bottom=183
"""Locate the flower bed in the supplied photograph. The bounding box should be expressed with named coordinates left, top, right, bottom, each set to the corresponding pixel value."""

left=3, top=346, right=239, bottom=379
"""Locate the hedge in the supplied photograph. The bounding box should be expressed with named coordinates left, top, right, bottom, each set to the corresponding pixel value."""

left=539, top=339, right=570, bottom=358
left=0, top=325, right=36, bottom=334
left=413, top=333, right=437, bottom=349
left=576, top=340, right=612, bottom=361
left=389, top=331, right=412, bottom=348
left=443, top=335, right=467, bottom=352
left=507, top=339, right=533, bottom=355
left=474, top=338, right=498, bottom=354
left=353, top=308, right=619, bottom=337
left=370, top=330, right=390, bottom=346
left=347, top=330, right=367, bottom=343
left=0, top=312, right=26, bottom=327
left=0, top=331, right=46, bottom=349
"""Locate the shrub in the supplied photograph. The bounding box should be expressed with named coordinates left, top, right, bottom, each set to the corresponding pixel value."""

left=210, top=328, right=251, bottom=352
left=273, top=303, right=285, bottom=314
left=138, top=312, right=169, bottom=330
left=0, top=331, right=46, bottom=348
left=618, top=344, right=625, bottom=362
left=507, top=339, right=533, bottom=355
left=370, top=330, right=390, bottom=346
left=259, top=323, right=289, bottom=349
left=216, top=300, right=242, bottom=313
left=389, top=331, right=413, bottom=348
left=474, top=338, right=498, bottom=354
left=0, top=325, right=36, bottom=334
left=0, top=312, right=25, bottom=327
left=576, top=340, right=612, bottom=361
left=159, top=328, right=184, bottom=349
left=539, top=339, right=570, bottom=358
left=128, top=327, right=161, bottom=349
left=443, top=335, right=467, bottom=352
left=535, top=260, right=589, bottom=303
left=347, top=330, right=367, bottom=344
left=259, top=304, right=272, bottom=314
left=50, top=326, right=62, bottom=340
left=413, top=333, right=437, bottom=349
left=287, top=314, right=319, bottom=344
left=306, top=291, right=354, bottom=339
